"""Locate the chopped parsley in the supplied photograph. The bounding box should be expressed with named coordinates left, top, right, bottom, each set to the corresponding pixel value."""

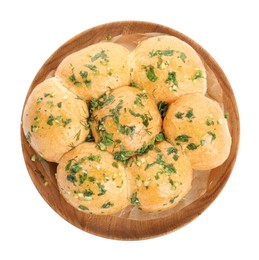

left=149, top=49, right=174, bottom=58
left=83, top=189, right=94, bottom=197
left=175, top=111, right=184, bottom=119
left=31, top=125, right=39, bottom=133
left=207, top=131, right=216, bottom=142
left=47, top=115, right=55, bottom=126
left=36, top=97, right=43, bottom=104
left=134, top=93, right=148, bottom=108
left=192, top=69, right=204, bottom=80
left=112, top=161, right=119, bottom=168
left=26, top=132, right=32, bottom=143
left=185, top=109, right=194, bottom=119
left=145, top=153, right=176, bottom=174
left=131, top=192, right=140, bottom=206
left=143, top=65, right=158, bottom=82
left=91, top=50, right=109, bottom=64
left=78, top=205, right=89, bottom=211
left=87, top=154, right=101, bottom=162
left=97, top=130, right=114, bottom=150
left=85, top=64, right=99, bottom=74
left=114, top=146, right=135, bottom=163
left=186, top=143, right=199, bottom=150
left=101, top=202, right=114, bottom=208
left=57, top=102, right=62, bottom=108
left=166, top=70, right=178, bottom=87
left=129, top=109, right=153, bottom=127
left=109, top=100, right=123, bottom=125
left=62, top=118, right=72, bottom=127
left=175, top=135, right=191, bottom=142
left=88, top=176, right=96, bottom=183
left=97, top=183, right=106, bottom=196
left=224, top=113, right=229, bottom=119
left=119, top=124, right=135, bottom=137
left=157, top=101, right=169, bottom=119
left=67, top=174, right=77, bottom=183
left=130, top=81, right=143, bottom=90
left=206, top=119, right=215, bottom=126
left=179, top=52, right=187, bottom=63
left=155, top=132, right=165, bottom=142
left=85, top=130, right=95, bottom=142
left=170, top=195, right=179, bottom=204
left=79, top=70, right=88, bottom=79
left=167, top=147, right=178, bottom=155
left=79, top=172, right=88, bottom=184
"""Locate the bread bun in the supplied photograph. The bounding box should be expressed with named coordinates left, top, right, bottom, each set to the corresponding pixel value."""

left=22, top=77, right=89, bottom=163
left=130, top=35, right=206, bottom=103
left=163, top=93, right=231, bottom=170
left=90, top=86, right=162, bottom=157
left=56, top=143, right=128, bottom=215
left=55, top=42, right=131, bottom=101
left=127, top=141, right=192, bottom=212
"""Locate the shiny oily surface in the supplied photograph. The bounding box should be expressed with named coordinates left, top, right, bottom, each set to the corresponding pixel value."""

left=21, top=21, right=240, bottom=240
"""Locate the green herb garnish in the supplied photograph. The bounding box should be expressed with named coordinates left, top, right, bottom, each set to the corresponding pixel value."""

left=129, top=109, right=153, bottom=127
left=134, top=93, right=148, bottom=108
left=143, top=65, right=158, bottom=82
left=26, top=131, right=32, bottom=143
left=47, top=115, right=55, bottom=126
left=131, top=192, right=141, bottom=206
left=192, top=69, right=204, bottom=80
left=84, top=190, right=94, bottom=197
left=175, top=135, right=191, bottom=142
left=185, top=109, right=194, bottom=119
left=67, top=174, right=77, bottom=183
left=78, top=205, right=89, bottom=211
left=186, top=143, right=199, bottom=150
left=155, top=132, right=165, bottom=142
left=207, top=131, right=216, bottom=142
left=166, top=71, right=178, bottom=87
left=224, top=113, right=229, bottom=119
left=85, top=64, right=99, bottom=73
left=97, top=183, right=106, bottom=196
left=175, top=112, right=184, bottom=119
left=91, top=50, right=109, bottom=63
left=157, top=101, right=169, bottom=119
left=101, top=202, right=114, bottom=208
left=170, top=195, right=179, bottom=204
left=206, top=119, right=215, bottom=126
left=119, top=124, right=135, bottom=137
left=179, top=52, right=187, bottom=63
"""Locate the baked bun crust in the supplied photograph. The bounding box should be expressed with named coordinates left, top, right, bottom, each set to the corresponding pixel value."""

left=163, top=93, right=231, bottom=170
left=55, top=42, right=131, bottom=101
left=130, top=35, right=206, bottom=103
left=56, top=143, right=128, bottom=215
left=90, top=86, right=162, bottom=154
left=127, top=141, right=192, bottom=212
left=22, top=77, right=89, bottom=163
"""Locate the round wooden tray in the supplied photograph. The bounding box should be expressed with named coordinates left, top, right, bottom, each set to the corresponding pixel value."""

left=21, top=21, right=240, bottom=240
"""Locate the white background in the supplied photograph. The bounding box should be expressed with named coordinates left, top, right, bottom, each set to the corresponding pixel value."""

left=1, top=0, right=258, bottom=259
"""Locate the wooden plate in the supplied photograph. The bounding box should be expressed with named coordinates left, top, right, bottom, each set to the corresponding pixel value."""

left=20, top=21, right=240, bottom=240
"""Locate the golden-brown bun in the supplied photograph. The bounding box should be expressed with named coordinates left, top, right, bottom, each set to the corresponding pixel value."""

left=127, top=141, right=192, bottom=212
left=163, top=93, right=231, bottom=170
left=22, top=77, right=89, bottom=163
left=55, top=42, right=131, bottom=101
left=130, top=35, right=206, bottom=103
left=56, top=143, right=128, bottom=215
left=90, top=86, right=162, bottom=155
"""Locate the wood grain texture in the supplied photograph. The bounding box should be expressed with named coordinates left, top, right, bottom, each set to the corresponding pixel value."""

left=20, top=21, right=240, bottom=240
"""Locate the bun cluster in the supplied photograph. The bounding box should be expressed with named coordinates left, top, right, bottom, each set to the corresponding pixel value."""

left=23, top=36, right=231, bottom=215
